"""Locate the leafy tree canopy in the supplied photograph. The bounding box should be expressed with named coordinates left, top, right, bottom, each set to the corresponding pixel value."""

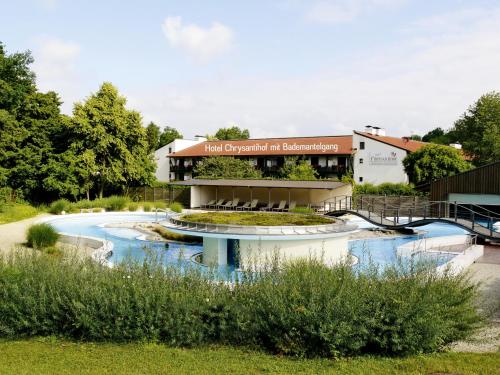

left=145, top=122, right=161, bottom=152
left=422, top=127, right=456, bottom=145
left=452, top=91, right=500, bottom=165
left=403, top=144, right=470, bottom=184
left=214, top=126, right=250, bottom=140
left=69, top=82, right=156, bottom=198
left=279, top=157, right=318, bottom=180
left=159, top=126, right=183, bottom=148
left=194, top=156, right=262, bottom=179
left=0, top=42, right=36, bottom=114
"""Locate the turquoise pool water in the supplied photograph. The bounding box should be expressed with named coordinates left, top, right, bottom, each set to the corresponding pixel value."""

left=48, top=213, right=466, bottom=272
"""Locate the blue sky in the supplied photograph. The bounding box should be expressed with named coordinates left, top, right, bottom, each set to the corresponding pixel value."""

left=2, top=0, right=500, bottom=138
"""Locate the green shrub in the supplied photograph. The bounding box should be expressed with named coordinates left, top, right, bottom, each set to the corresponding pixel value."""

left=49, top=199, right=71, bottom=214
left=103, top=196, right=129, bottom=211
left=289, top=206, right=314, bottom=214
left=0, top=204, right=40, bottom=224
left=0, top=253, right=480, bottom=357
left=182, top=212, right=332, bottom=226
left=232, top=260, right=481, bottom=357
left=143, top=203, right=152, bottom=212
left=26, top=223, right=60, bottom=248
left=353, top=182, right=422, bottom=196
left=127, top=202, right=139, bottom=212
left=169, top=202, right=183, bottom=213
left=154, top=201, right=167, bottom=210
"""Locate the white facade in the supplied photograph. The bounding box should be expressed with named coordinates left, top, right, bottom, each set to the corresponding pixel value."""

left=154, top=137, right=206, bottom=182
left=352, top=132, right=410, bottom=184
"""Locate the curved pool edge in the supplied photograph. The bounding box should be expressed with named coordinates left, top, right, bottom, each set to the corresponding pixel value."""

left=37, top=212, right=166, bottom=266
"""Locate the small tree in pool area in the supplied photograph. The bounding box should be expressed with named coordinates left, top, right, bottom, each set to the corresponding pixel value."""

left=194, top=156, right=262, bottom=179
left=403, top=144, right=470, bottom=184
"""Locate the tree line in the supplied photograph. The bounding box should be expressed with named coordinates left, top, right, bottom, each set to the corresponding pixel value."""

left=408, top=92, right=500, bottom=167
left=0, top=42, right=159, bottom=202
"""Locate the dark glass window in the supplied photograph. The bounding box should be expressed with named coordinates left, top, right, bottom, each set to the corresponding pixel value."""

left=359, top=176, right=363, bottom=182
left=359, top=142, right=365, bottom=150
left=359, top=158, right=363, bottom=164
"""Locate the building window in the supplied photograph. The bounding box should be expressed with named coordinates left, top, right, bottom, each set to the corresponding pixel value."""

left=168, top=147, right=172, bottom=153
left=359, top=176, right=363, bottom=182
left=359, top=158, right=363, bottom=164
left=359, top=141, right=365, bottom=150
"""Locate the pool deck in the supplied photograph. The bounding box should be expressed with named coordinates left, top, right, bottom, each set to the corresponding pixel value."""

left=0, top=214, right=51, bottom=254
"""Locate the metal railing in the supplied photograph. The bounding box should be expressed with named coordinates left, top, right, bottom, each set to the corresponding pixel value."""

left=154, top=208, right=170, bottom=222
left=323, top=195, right=500, bottom=239
left=167, top=217, right=357, bottom=236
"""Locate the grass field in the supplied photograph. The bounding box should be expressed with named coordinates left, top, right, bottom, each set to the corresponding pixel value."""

left=182, top=212, right=333, bottom=226
left=0, top=203, right=40, bottom=224
left=0, top=340, right=498, bottom=375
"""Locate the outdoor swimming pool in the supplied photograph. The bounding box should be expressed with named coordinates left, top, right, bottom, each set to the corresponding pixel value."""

left=48, top=213, right=468, bottom=272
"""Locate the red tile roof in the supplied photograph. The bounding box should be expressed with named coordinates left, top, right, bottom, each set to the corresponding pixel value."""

left=171, top=136, right=354, bottom=157
left=354, top=131, right=428, bottom=152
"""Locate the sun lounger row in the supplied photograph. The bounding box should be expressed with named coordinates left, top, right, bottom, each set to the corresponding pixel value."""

left=200, top=199, right=296, bottom=212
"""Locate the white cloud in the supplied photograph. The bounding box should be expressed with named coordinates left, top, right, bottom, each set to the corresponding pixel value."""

left=306, top=0, right=406, bottom=24
left=161, top=16, right=234, bottom=63
left=32, top=37, right=83, bottom=112
left=130, top=6, right=500, bottom=139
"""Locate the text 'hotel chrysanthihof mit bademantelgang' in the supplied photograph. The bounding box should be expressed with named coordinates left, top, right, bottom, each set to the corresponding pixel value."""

left=205, top=142, right=340, bottom=154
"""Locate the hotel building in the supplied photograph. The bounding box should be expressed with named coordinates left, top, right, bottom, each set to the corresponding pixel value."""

left=154, top=126, right=427, bottom=185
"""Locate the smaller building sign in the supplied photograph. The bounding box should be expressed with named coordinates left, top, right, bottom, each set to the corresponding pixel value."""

left=368, top=152, right=398, bottom=166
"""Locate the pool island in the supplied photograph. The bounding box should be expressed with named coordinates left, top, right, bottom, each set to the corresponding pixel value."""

left=162, top=212, right=358, bottom=268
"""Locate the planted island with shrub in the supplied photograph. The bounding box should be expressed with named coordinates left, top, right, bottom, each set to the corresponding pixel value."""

left=181, top=212, right=333, bottom=226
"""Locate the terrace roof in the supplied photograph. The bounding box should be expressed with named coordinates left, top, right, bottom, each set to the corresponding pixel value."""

left=170, top=179, right=348, bottom=190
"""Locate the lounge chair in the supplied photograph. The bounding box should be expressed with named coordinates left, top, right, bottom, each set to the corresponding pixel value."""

left=272, top=200, right=287, bottom=212
left=261, top=201, right=274, bottom=211
left=236, top=201, right=251, bottom=211
left=221, top=198, right=239, bottom=210
left=245, top=199, right=259, bottom=211
left=284, top=201, right=296, bottom=212
left=227, top=198, right=240, bottom=210
left=201, top=200, right=215, bottom=208
left=214, top=199, right=226, bottom=209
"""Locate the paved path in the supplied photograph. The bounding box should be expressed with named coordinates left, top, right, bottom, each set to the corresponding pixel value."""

left=0, top=214, right=50, bottom=254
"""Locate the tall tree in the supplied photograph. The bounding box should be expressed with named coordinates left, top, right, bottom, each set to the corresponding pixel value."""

left=69, top=82, right=155, bottom=198
left=194, top=156, right=261, bottom=179
left=403, top=144, right=470, bottom=184
left=0, top=42, right=72, bottom=201
left=0, top=42, right=36, bottom=114
left=145, top=122, right=160, bottom=152
left=214, top=126, right=250, bottom=140
left=452, top=92, right=500, bottom=165
left=159, top=126, right=183, bottom=148
left=0, top=42, right=36, bottom=189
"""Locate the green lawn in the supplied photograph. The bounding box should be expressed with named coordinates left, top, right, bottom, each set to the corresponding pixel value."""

left=0, top=340, right=498, bottom=375
left=0, top=203, right=40, bottom=224
left=182, top=212, right=333, bottom=226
